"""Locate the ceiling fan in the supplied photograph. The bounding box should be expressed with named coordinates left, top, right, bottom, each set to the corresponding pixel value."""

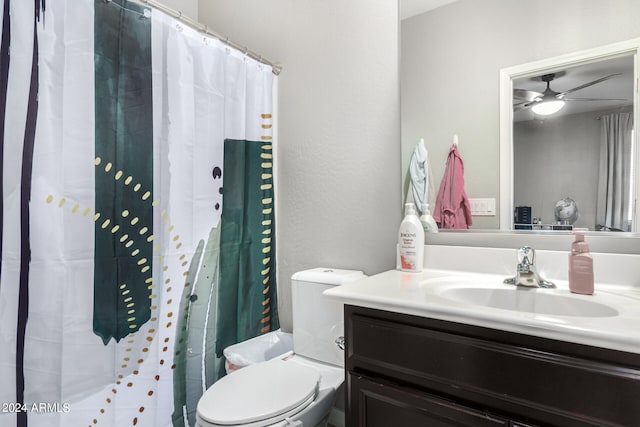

left=513, top=72, right=626, bottom=116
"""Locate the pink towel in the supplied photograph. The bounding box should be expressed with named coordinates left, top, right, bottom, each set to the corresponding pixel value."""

left=433, top=145, right=473, bottom=229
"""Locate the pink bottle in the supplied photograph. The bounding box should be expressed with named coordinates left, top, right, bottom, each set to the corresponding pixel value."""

left=568, top=232, right=594, bottom=295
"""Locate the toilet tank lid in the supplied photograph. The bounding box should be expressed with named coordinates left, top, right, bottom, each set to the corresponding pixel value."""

left=291, top=268, right=366, bottom=285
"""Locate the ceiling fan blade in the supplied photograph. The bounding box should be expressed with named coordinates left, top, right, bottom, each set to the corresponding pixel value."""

left=559, top=73, right=622, bottom=96
left=514, top=89, right=542, bottom=101
left=513, top=101, right=532, bottom=111
left=564, top=97, right=629, bottom=102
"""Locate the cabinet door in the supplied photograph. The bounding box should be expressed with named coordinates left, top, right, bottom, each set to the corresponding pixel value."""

left=348, top=373, right=509, bottom=427
left=346, top=305, right=640, bottom=426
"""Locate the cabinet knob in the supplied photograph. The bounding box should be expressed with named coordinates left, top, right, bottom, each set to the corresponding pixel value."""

left=335, top=336, right=345, bottom=351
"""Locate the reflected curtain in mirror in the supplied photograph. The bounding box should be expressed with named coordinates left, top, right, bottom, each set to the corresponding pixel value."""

left=596, top=113, right=634, bottom=231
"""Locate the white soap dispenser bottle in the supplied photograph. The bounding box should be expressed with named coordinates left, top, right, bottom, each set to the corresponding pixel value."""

left=398, top=203, right=425, bottom=272
left=419, top=203, right=439, bottom=233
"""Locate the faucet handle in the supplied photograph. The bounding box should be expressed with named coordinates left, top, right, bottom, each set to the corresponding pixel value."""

left=518, top=246, right=535, bottom=267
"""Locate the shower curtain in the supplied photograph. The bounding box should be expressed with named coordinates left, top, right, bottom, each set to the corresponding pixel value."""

left=596, top=112, right=634, bottom=231
left=0, top=1, right=279, bottom=426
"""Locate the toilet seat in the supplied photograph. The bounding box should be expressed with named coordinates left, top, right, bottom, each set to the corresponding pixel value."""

left=197, top=358, right=320, bottom=426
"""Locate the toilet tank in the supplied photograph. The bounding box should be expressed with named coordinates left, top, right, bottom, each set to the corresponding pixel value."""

left=291, top=268, right=366, bottom=368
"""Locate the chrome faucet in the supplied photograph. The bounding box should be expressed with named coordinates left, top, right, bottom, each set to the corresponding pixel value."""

left=504, top=246, right=555, bottom=288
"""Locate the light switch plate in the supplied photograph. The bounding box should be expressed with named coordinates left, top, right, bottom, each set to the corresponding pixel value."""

left=469, top=198, right=496, bottom=216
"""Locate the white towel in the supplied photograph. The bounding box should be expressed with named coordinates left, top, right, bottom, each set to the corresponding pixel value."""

left=409, top=139, right=435, bottom=214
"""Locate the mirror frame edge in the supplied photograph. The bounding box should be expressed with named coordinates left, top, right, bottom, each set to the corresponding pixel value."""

left=499, top=37, right=640, bottom=232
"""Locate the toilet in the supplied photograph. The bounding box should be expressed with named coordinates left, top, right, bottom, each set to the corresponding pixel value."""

left=196, top=268, right=366, bottom=427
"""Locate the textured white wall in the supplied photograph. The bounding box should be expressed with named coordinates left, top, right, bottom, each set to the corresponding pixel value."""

left=198, top=0, right=401, bottom=331
left=402, top=0, right=640, bottom=229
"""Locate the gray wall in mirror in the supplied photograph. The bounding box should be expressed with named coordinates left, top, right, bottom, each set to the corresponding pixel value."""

left=514, top=111, right=603, bottom=230
left=401, top=0, right=640, bottom=230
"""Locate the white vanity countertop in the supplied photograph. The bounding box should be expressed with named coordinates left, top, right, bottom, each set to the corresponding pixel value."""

left=323, top=268, right=640, bottom=355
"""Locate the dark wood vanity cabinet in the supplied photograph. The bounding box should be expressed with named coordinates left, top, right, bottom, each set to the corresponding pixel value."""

left=345, top=305, right=640, bottom=427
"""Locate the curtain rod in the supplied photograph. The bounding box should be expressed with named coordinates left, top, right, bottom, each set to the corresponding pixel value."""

left=595, top=105, right=633, bottom=120
left=126, top=0, right=282, bottom=75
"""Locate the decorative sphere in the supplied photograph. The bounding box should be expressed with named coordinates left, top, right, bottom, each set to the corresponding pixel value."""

left=554, top=197, right=579, bottom=224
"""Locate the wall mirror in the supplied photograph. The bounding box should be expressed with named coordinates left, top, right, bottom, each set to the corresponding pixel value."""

left=499, top=39, right=640, bottom=232
left=401, top=2, right=640, bottom=251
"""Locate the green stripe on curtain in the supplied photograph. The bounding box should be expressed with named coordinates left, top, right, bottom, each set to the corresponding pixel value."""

left=172, top=226, right=224, bottom=427
left=217, top=139, right=279, bottom=357
left=93, top=0, right=153, bottom=344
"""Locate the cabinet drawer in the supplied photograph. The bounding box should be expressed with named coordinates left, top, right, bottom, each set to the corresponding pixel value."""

left=349, top=372, right=509, bottom=427
left=346, top=305, right=640, bottom=426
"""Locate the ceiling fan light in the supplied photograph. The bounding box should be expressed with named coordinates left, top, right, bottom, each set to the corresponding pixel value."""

left=531, top=100, right=565, bottom=116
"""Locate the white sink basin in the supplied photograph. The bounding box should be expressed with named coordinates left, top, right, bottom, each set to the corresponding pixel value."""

left=324, top=269, right=640, bottom=354
left=439, top=286, right=618, bottom=317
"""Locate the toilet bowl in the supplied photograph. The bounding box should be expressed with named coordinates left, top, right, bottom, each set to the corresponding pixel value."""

left=196, top=356, right=343, bottom=427
left=196, top=268, right=365, bottom=427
